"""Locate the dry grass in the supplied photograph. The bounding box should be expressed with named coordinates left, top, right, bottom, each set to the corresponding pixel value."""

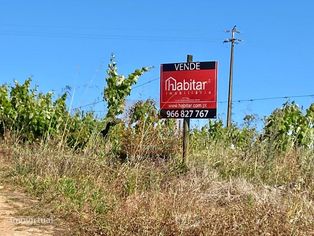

left=0, top=136, right=313, bottom=235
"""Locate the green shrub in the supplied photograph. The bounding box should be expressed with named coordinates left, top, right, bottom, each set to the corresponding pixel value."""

left=0, top=78, right=101, bottom=149
left=263, top=102, right=314, bottom=150
left=0, top=79, right=69, bottom=141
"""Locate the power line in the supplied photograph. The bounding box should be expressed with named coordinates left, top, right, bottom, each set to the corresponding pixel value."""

left=1, top=23, right=225, bottom=34
left=73, top=93, right=314, bottom=112
left=72, top=100, right=103, bottom=110
left=218, top=94, right=314, bottom=104
left=133, top=77, right=159, bottom=89
left=71, top=77, right=159, bottom=110
left=1, top=24, right=223, bottom=42
left=0, top=30, right=220, bottom=42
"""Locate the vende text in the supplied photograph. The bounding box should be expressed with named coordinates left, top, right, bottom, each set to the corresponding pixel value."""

left=174, top=62, right=200, bottom=71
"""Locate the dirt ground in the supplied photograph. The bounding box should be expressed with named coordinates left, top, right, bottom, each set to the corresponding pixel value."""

left=0, top=149, right=64, bottom=236
left=0, top=184, right=57, bottom=236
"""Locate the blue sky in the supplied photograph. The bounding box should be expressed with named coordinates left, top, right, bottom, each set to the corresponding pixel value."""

left=1, top=0, right=314, bottom=126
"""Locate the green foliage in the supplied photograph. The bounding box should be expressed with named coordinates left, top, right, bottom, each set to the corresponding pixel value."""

left=128, top=99, right=158, bottom=128
left=103, top=55, right=150, bottom=121
left=0, top=78, right=69, bottom=140
left=0, top=79, right=101, bottom=149
left=191, top=118, right=257, bottom=152
left=66, top=111, right=103, bottom=149
left=263, top=102, right=314, bottom=150
left=191, top=102, right=314, bottom=154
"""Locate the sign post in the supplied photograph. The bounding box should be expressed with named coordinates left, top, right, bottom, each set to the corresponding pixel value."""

left=183, top=55, right=193, bottom=163
left=160, top=57, right=218, bottom=163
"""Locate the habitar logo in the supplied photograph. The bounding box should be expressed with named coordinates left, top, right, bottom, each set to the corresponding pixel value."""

left=165, top=77, right=207, bottom=91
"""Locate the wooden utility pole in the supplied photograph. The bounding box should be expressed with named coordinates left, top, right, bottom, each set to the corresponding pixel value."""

left=182, top=54, right=193, bottom=164
left=224, top=25, right=241, bottom=128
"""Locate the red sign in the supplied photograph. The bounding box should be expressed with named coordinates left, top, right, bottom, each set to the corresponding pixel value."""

left=160, top=61, right=217, bottom=118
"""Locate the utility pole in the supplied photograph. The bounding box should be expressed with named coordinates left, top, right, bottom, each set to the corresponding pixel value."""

left=224, top=25, right=241, bottom=128
left=182, top=54, right=192, bottom=164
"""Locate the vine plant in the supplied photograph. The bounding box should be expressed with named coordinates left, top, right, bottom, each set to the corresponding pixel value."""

left=103, top=55, right=150, bottom=121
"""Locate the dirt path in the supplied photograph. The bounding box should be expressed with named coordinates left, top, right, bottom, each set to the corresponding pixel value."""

left=0, top=184, right=57, bottom=236
left=0, top=148, right=65, bottom=235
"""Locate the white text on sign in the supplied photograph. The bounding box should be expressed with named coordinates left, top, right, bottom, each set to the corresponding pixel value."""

left=165, top=77, right=207, bottom=91
left=174, top=62, right=200, bottom=71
